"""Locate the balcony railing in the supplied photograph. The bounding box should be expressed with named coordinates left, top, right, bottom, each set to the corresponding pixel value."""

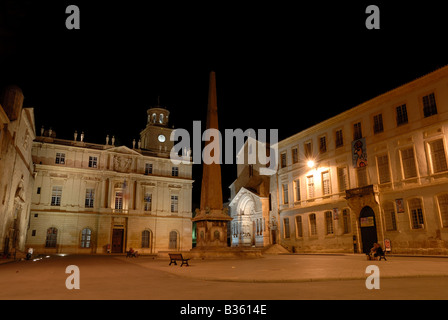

left=345, top=185, right=375, bottom=199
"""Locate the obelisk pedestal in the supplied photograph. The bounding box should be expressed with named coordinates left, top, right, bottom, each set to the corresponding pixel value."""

left=192, top=71, right=232, bottom=248
left=189, top=72, right=261, bottom=259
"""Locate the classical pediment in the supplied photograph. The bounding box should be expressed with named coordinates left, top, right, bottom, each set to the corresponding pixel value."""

left=105, top=145, right=141, bottom=156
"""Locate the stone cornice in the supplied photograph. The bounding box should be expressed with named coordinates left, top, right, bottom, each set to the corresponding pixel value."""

left=279, top=65, right=448, bottom=148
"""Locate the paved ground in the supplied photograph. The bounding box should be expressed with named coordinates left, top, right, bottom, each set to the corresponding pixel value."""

left=1, top=253, right=448, bottom=300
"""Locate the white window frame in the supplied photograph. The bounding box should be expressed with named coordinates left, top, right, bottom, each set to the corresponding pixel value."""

left=89, top=156, right=98, bottom=168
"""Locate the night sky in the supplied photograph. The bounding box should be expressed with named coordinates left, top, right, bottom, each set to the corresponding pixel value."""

left=1, top=1, right=447, bottom=206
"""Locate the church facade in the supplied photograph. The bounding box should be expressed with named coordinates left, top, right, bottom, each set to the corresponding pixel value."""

left=26, top=106, right=193, bottom=254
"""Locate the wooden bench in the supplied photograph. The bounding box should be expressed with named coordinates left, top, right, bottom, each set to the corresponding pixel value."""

left=169, top=253, right=190, bottom=267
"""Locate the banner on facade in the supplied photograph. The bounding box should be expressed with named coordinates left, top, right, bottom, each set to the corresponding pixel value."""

left=352, top=138, right=368, bottom=168
left=333, top=208, right=339, bottom=220
left=395, top=198, right=405, bottom=213
left=384, top=238, right=392, bottom=252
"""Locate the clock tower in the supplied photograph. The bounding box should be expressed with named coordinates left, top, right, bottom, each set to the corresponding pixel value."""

left=139, top=105, right=174, bottom=154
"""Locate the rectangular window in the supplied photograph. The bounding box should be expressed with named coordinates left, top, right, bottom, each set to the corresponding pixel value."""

left=353, top=122, right=362, bottom=140
left=322, top=171, right=331, bottom=195
left=45, top=228, right=58, bottom=248
left=292, top=147, right=299, bottom=164
left=51, top=186, right=62, bottom=206
left=142, top=230, right=150, bottom=248
left=373, top=114, right=384, bottom=134
left=171, top=195, right=179, bottom=213
left=429, top=139, right=448, bottom=173
left=383, top=202, right=397, bottom=231
left=356, top=167, right=368, bottom=187
left=172, top=166, right=179, bottom=177
left=400, top=147, right=417, bottom=179
left=144, top=193, right=152, bottom=211
left=319, top=136, right=327, bottom=153
left=282, top=183, right=289, bottom=204
left=85, top=188, right=95, bottom=208
left=423, top=93, right=437, bottom=117
left=280, top=152, right=287, bottom=168
left=145, top=163, right=153, bottom=175
left=304, top=142, right=312, bottom=158
left=376, top=154, right=391, bottom=184
left=396, top=104, right=408, bottom=126
left=409, top=198, right=424, bottom=229
left=295, top=216, right=303, bottom=238
left=309, top=214, right=317, bottom=236
left=325, top=211, right=334, bottom=235
left=81, top=228, right=92, bottom=248
left=89, top=156, right=98, bottom=168
left=283, top=218, right=290, bottom=238
left=115, top=191, right=123, bottom=210
left=55, top=153, right=65, bottom=164
left=337, top=167, right=348, bottom=192
left=307, top=176, right=314, bottom=199
left=294, top=179, right=301, bottom=202
left=335, top=129, right=344, bottom=148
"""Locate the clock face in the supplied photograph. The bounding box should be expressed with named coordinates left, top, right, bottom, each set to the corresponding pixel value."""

left=158, top=134, right=166, bottom=142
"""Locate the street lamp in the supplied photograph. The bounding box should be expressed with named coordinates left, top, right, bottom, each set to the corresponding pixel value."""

left=307, top=160, right=315, bottom=168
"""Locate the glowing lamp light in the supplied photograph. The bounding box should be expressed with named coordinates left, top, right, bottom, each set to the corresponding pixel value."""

left=307, top=160, right=315, bottom=168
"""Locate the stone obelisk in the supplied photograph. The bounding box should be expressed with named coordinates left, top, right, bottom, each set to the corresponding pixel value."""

left=192, top=71, right=232, bottom=248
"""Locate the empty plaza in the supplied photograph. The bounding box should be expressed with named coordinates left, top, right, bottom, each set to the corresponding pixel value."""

left=1, top=253, right=448, bottom=300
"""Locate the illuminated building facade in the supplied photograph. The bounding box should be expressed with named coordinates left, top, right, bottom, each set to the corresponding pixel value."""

left=274, top=66, right=448, bottom=255
left=0, top=86, right=36, bottom=257
left=26, top=106, right=193, bottom=254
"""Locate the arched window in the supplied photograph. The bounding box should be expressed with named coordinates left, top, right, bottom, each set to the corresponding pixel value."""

left=142, top=230, right=151, bottom=248
left=169, top=230, right=178, bottom=249
left=159, top=113, right=164, bottom=124
left=45, top=227, right=58, bottom=248
left=81, top=228, right=92, bottom=248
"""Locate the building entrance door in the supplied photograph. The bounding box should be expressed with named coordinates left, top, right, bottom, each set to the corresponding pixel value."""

left=112, top=229, right=124, bottom=253
left=359, top=206, right=378, bottom=254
